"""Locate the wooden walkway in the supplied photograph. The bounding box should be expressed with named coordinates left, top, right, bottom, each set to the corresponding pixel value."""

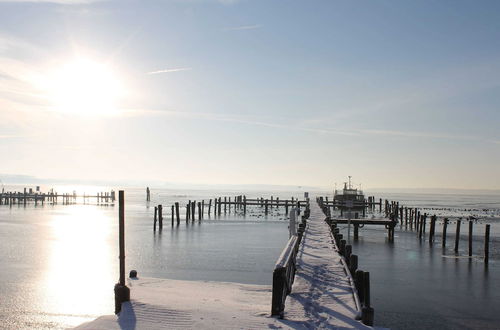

left=76, top=197, right=374, bottom=329
left=280, top=199, right=370, bottom=329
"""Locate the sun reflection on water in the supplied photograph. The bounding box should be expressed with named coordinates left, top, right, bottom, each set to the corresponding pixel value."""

left=38, top=205, right=116, bottom=328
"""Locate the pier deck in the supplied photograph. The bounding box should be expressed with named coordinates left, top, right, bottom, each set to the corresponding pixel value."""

left=76, top=198, right=372, bottom=329
left=281, top=199, right=369, bottom=328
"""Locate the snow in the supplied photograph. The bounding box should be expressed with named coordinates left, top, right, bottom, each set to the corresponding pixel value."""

left=75, top=198, right=382, bottom=329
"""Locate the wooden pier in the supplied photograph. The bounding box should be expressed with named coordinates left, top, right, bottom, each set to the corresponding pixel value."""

left=0, top=188, right=115, bottom=205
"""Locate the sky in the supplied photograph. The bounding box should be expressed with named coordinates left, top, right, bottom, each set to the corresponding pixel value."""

left=0, top=0, right=500, bottom=190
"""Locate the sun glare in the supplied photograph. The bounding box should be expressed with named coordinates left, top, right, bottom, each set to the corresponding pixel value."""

left=46, top=58, right=124, bottom=116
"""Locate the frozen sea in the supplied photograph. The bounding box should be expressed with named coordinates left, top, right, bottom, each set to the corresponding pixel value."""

left=0, top=185, right=499, bottom=329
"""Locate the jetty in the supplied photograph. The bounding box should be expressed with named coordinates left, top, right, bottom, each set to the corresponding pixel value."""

left=76, top=194, right=374, bottom=329
left=0, top=188, right=115, bottom=205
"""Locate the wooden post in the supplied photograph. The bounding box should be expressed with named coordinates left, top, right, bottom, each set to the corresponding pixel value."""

left=422, top=213, right=427, bottom=234
left=158, top=205, right=163, bottom=230
left=243, top=195, right=247, bottom=215
left=265, top=199, right=269, bottom=215
left=349, top=254, right=358, bottom=275
left=186, top=203, right=190, bottom=222
left=208, top=199, right=212, bottom=216
left=354, top=224, right=359, bottom=240
left=218, top=197, right=222, bottom=215
left=429, top=215, right=436, bottom=243
left=198, top=202, right=202, bottom=220
left=170, top=205, right=175, bottom=227
left=202, top=200, right=205, bottom=218
left=468, top=221, right=473, bottom=257
left=361, top=272, right=374, bottom=326
left=285, top=201, right=289, bottom=216
left=214, top=198, right=217, bottom=216
left=154, top=206, right=157, bottom=231
left=442, top=218, right=448, bottom=248
left=484, top=224, right=490, bottom=265
left=114, top=190, right=130, bottom=314
left=224, top=197, right=227, bottom=214
left=191, top=201, right=196, bottom=220
left=454, top=220, right=461, bottom=253
left=175, top=202, right=180, bottom=225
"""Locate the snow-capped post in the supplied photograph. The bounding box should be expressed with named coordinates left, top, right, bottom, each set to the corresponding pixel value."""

left=114, top=190, right=130, bottom=314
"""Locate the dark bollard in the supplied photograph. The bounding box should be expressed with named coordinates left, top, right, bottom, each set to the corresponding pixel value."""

left=345, top=245, right=352, bottom=265
left=340, top=239, right=346, bottom=256
left=349, top=254, right=358, bottom=275
left=114, top=283, right=130, bottom=314
left=361, top=272, right=374, bottom=326
left=129, top=270, right=138, bottom=278
left=355, top=270, right=364, bottom=303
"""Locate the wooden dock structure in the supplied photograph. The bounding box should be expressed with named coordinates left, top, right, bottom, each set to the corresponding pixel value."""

left=0, top=188, right=115, bottom=206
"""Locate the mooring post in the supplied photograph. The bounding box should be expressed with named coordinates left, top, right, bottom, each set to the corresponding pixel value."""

left=175, top=202, right=180, bottom=225
left=186, top=203, right=190, bottom=222
left=442, top=218, right=448, bottom=248
left=468, top=221, right=473, bottom=257
left=218, top=197, right=222, bottom=215
left=454, top=220, right=461, bottom=253
left=265, top=199, right=269, bottom=215
left=158, top=205, right=163, bottom=230
left=198, top=202, right=202, bottom=220
left=208, top=199, right=212, bottom=216
left=349, top=254, right=358, bottom=275
left=114, top=190, right=130, bottom=314
left=154, top=206, right=157, bottom=231
left=171, top=205, right=174, bottom=226
left=484, top=224, right=490, bottom=265
left=361, top=272, right=374, bottom=326
left=429, top=215, right=436, bottom=243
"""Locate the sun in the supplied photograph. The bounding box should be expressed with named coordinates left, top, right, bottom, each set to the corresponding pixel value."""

left=45, top=58, right=123, bottom=116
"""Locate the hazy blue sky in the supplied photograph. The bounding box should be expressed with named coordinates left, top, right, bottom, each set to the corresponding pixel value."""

left=1, top=0, right=499, bottom=189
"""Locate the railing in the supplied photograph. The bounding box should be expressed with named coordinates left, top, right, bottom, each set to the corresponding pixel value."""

left=271, top=209, right=308, bottom=318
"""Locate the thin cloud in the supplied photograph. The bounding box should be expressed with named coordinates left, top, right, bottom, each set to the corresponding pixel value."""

left=223, top=24, right=262, bottom=31
left=147, top=67, right=192, bottom=75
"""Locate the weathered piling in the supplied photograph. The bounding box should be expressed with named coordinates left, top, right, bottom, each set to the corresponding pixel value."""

left=174, top=202, right=179, bottom=225
left=484, top=224, right=490, bottom=264
left=154, top=206, right=157, bottom=231
left=186, top=203, right=190, bottom=222
left=468, top=221, right=473, bottom=257
left=158, top=205, right=163, bottom=230
left=361, top=272, right=374, bottom=326
left=208, top=199, right=212, bottom=216
left=429, top=215, right=436, bottom=243
left=198, top=202, right=202, bottom=220
left=171, top=205, right=174, bottom=226
left=114, top=190, right=130, bottom=314
left=442, top=218, right=448, bottom=248
left=454, top=220, right=461, bottom=253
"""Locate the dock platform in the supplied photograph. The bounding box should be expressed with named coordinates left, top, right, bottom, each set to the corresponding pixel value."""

left=75, top=197, right=374, bottom=329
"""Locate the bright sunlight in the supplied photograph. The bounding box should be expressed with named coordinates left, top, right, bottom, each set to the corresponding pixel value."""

left=45, top=58, right=124, bottom=116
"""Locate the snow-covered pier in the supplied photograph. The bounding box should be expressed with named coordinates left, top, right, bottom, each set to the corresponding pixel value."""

left=76, top=196, right=375, bottom=329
